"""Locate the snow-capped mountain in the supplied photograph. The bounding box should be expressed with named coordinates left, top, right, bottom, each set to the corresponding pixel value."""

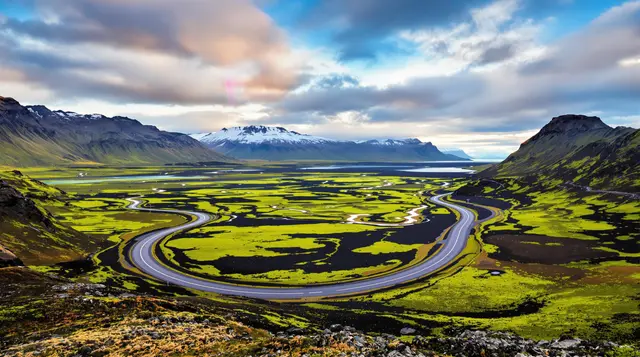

left=194, top=126, right=334, bottom=145
left=192, top=125, right=469, bottom=162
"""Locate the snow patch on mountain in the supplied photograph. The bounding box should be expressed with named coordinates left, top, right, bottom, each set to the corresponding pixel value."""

left=192, top=126, right=336, bottom=145
left=191, top=125, right=469, bottom=161
left=192, top=126, right=434, bottom=147
left=25, top=106, right=106, bottom=121
left=357, top=138, right=423, bottom=146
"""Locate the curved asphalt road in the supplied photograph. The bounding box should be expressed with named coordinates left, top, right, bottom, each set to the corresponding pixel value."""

left=127, top=193, right=485, bottom=300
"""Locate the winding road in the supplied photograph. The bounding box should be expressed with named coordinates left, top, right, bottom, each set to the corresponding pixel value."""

left=126, top=193, right=486, bottom=300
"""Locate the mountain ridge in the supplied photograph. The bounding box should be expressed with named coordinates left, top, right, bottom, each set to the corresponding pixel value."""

left=0, top=96, right=230, bottom=166
left=441, top=149, right=473, bottom=160
left=192, top=125, right=468, bottom=162
left=485, top=114, right=639, bottom=191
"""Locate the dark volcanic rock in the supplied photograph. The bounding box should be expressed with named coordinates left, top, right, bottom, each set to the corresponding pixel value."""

left=534, top=114, right=609, bottom=138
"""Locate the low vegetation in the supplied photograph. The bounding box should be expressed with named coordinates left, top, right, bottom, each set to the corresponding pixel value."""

left=1, top=167, right=638, bottom=353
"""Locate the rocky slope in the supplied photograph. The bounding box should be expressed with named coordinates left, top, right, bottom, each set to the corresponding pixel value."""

left=0, top=96, right=230, bottom=166
left=484, top=115, right=639, bottom=191
left=0, top=171, right=103, bottom=265
left=1, top=268, right=633, bottom=357
left=0, top=244, right=22, bottom=268
left=192, top=125, right=467, bottom=161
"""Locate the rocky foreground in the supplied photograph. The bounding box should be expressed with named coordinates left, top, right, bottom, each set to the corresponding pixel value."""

left=2, top=268, right=636, bottom=357
left=1, top=314, right=633, bottom=357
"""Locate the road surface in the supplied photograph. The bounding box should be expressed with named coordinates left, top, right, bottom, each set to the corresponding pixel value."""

left=126, top=193, right=487, bottom=300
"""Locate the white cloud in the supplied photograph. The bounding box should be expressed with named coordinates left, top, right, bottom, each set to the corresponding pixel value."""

left=619, top=56, right=640, bottom=67
left=356, top=0, right=545, bottom=88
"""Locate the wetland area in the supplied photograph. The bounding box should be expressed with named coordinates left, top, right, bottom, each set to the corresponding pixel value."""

left=5, top=163, right=639, bottom=343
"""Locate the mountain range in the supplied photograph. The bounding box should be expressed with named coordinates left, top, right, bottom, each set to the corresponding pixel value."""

left=484, top=114, right=639, bottom=191
left=441, top=149, right=473, bottom=160
left=2, top=95, right=636, bottom=185
left=192, top=126, right=470, bottom=161
left=0, top=96, right=229, bottom=166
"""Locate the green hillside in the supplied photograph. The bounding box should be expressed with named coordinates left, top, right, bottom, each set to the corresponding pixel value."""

left=484, top=115, right=639, bottom=191
left=0, top=170, right=104, bottom=265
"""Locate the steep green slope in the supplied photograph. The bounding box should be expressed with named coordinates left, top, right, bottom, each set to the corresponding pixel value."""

left=551, top=129, right=640, bottom=191
left=0, top=96, right=230, bottom=166
left=0, top=170, right=104, bottom=265
left=485, top=115, right=639, bottom=191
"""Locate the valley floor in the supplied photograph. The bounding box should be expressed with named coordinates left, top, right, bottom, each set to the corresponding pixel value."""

left=1, top=166, right=638, bottom=354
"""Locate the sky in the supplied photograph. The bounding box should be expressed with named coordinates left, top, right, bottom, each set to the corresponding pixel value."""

left=0, top=0, right=638, bottom=158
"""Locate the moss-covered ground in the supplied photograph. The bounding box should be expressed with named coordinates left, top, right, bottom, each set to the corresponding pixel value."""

left=31, top=168, right=457, bottom=286
left=5, top=167, right=638, bottom=345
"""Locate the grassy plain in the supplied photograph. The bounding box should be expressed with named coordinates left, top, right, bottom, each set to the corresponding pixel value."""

left=41, top=169, right=456, bottom=286
left=7, top=167, right=639, bottom=344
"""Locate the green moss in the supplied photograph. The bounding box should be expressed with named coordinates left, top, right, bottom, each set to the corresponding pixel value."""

left=487, top=284, right=640, bottom=341
left=386, top=267, right=553, bottom=313
left=9, top=168, right=638, bottom=344
left=353, top=241, right=423, bottom=255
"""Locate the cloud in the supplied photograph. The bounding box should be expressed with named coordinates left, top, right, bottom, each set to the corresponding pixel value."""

left=275, top=1, right=640, bottom=136
left=304, top=0, right=568, bottom=62
left=129, top=110, right=247, bottom=134
left=478, top=43, right=515, bottom=64
left=520, top=1, right=640, bottom=75
left=400, top=0, right=542, bottom=69
left=315, top=74, right=360, bottom=89
left=307, top=0, right=489, bottom=61
left=9, top=0, right=284, bottom=65
left=279, top=72, right=484, bottom=117
left=0, top=0, right=304, bottom=104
